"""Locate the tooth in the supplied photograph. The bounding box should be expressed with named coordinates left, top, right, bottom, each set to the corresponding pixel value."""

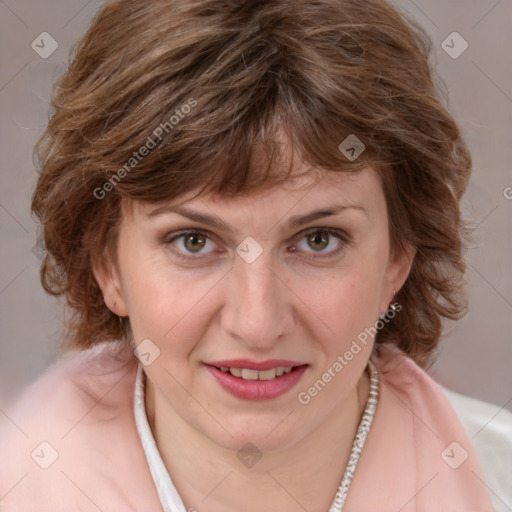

left=258, top=368, right=277, bottom=380
left=241, top=369, right=259, bottom=380
left=226, top=366, right=295, bottom=380
left=230, top=368, right=242, bottom=377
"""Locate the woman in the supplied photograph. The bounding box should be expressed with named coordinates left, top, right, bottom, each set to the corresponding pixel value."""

left=0, top=0, right=505, bottom=510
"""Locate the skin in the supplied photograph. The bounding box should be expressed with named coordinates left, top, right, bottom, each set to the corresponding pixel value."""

left=94, top=158, right=414, bottom=512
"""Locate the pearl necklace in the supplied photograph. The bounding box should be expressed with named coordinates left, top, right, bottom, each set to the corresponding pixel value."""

left=134, top=360, right=379, bottom=512
left=328, top=359, right=379, bottom=511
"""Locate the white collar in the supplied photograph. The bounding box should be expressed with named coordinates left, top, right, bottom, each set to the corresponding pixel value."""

left=133, top=363, right=188, bottom=512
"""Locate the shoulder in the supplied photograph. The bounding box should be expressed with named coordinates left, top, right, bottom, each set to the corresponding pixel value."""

left=371, top=343, right=507, bottom=511
left=440, top=385, right=512, bottom=441
left=440, top=385, right=512, bottom=512
left=0, top=341, right=159, bottom=511
left=0, top=341, right=137, bottom=435
left=371, top=343, right=505, bottom=445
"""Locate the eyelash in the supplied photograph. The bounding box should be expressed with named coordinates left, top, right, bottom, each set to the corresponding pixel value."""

left=162, top=228, right=349, bottom=263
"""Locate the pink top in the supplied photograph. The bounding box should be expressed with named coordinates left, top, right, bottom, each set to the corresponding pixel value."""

left=0, top=341, right=494, bottom=511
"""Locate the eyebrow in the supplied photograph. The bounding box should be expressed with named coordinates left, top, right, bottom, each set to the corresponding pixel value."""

left=146, top=203, right=366, bottom=232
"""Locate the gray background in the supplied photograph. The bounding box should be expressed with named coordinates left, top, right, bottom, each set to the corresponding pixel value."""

left=0, top=0, right=511, bottom=412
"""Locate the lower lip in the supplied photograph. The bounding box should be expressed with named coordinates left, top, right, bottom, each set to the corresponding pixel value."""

left=205, top=365, right=308, bottom=401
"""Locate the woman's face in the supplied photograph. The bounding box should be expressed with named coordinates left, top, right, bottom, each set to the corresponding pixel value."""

left=96, top=163, right=412, bottom=452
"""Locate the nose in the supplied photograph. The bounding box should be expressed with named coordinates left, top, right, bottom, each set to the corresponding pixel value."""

left=220, top=254, right=295, bottom=350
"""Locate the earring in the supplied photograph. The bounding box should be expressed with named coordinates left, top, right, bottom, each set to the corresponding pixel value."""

left=390, top=289, right=398, bottom=312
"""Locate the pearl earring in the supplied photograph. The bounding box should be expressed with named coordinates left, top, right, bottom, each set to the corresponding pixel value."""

left=390, top=289, right=397, bottom=312
left=379, top=289, right=398, bottom=319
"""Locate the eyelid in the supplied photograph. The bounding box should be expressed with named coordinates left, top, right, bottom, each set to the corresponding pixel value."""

left=295, top=226, right=349, bottom=243
left=163, top=228, right=214, bottom=244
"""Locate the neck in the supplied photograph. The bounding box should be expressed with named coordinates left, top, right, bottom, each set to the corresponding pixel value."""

left=145, top=368, right=370, bottom=512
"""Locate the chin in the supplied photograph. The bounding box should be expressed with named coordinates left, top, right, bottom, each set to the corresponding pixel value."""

left=200, top=413, right=307, bottom=453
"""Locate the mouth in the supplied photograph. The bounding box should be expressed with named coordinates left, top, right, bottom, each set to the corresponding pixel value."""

left=204, top=360, right=309, bottom=400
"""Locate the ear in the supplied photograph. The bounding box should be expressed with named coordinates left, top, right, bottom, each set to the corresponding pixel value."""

left=379, top=244, right=416, bottom=314
left=93, top=249, right=129, bottom=317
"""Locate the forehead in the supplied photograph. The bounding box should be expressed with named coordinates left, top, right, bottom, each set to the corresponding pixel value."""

left=125, top=165, right=383, bottom=221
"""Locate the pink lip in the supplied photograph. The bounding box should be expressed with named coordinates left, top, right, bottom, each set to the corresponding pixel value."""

left=205, top=362, right=308, bottom=401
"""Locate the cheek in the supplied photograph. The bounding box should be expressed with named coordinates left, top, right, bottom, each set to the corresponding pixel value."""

left=291, top=261, right=386, bottom=349
left=121, top=256, right=220, bottom=354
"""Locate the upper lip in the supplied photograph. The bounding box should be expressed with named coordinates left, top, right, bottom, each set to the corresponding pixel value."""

left=206, top=359, right=307, bottom=371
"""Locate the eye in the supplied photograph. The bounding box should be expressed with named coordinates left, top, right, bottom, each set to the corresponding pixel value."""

left=165, top=230, right=219, bottom=259
left=163, top=228, right=347, bottom=262
left=293, top=229, right=346, bottom=256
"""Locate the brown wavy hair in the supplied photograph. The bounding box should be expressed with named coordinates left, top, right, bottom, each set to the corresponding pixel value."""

left=31, top=0, right=471, bottom=368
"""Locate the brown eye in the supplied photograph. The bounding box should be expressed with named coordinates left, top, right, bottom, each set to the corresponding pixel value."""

left=307, top=231, right=330, bottom=251
left=166, top=230, right=218, bottom=259
left=294, top=229, right=346, bottom=257
left=183, top=233, right=207, bottom=253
